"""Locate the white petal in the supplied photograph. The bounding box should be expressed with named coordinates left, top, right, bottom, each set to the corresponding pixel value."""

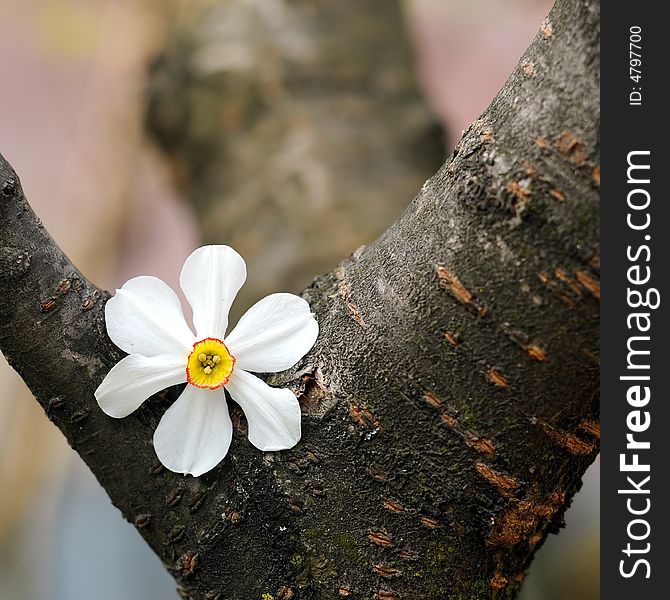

left=225, top=369, right=301, bottom=451
left=225, top=293, right=318, bottom=373
left=106, top=276, right=195, bottom=357
left=153, top=385, right=233, bottom=476
left=179, top=245, right=247, bottom=340
left=95, top=354, right=186, bottom=418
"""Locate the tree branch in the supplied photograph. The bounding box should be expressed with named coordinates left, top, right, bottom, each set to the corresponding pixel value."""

left=0, top=0, right=599, bottom=598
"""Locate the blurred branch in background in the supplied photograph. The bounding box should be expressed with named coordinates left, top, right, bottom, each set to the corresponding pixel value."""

left=145, top=0, right=444, bottom=314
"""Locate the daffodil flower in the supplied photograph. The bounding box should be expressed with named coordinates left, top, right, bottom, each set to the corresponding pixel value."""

left=95, top=245, right=319, bottom=476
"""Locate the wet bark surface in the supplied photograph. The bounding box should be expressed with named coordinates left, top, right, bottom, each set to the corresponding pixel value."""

left=0, top=0, right=599, bottom=598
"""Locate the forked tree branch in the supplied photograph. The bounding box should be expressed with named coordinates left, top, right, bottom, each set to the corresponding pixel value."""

left=0, top=0, right=599, bottom=598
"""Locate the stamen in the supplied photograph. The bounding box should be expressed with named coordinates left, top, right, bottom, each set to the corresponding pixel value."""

left=187, top=337, right=236, bottom=389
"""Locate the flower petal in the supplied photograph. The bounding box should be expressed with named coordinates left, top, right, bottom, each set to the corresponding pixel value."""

left=95, top=354, right=187, bottom=418
left=153, top=385, right=233, bottom=476
left=225, top=369, right=301, bottom=451
left=225, top=293, right=318, bottom=373
left=179, top=245, right=247, bottom=339
left=106, top=276, right=195, bottom=357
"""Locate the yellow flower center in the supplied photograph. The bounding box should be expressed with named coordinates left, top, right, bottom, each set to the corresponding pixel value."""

left=186, top=338, right=235, bottom=389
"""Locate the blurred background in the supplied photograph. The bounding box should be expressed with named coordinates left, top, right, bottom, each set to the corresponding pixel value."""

left=0, top=0, right=598, bottom=598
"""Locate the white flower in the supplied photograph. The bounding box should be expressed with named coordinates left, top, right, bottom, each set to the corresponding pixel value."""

left=94, top=245, right=319, bottom=476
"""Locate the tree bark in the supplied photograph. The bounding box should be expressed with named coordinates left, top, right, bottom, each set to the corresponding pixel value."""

left=0, top=0, right=599, bottom=598
left=144, top=0, right=444, bottom=311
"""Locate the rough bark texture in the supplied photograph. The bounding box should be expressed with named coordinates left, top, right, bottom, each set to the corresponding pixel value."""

left=0, top=0, right=599, bottom=598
